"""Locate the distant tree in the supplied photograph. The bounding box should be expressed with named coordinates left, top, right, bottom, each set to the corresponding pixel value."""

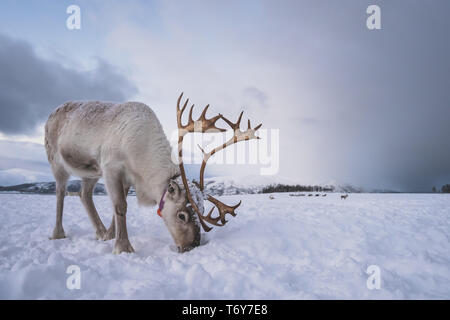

left=432, top=186, right=437, bottom=193
left=442, top=184, right=450, bottom=193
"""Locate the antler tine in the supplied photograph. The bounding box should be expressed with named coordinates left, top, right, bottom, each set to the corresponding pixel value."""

left=236, top=111, right=244, bottom=128
left=197, top=144, right=205, bottom=154
left=199, top=104, right=226, bottom=133
left=188, top=104, right=195, bottom=124
left=199, top=196, right=241, bottom=227
left=198, top=111, right=262, bottom=190
left=177, top=92, right=184, bottom=110
left=221, top=111, right=244, bottom=130
left=199, top=104, right=210, bottom=120
left=183, top=99, right=189, bottom=113
left=177, top=95, right=226, bottom=134
left=177, top=93, right=189, bottom=132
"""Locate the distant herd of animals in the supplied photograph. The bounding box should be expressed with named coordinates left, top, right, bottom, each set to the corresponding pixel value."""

left=267, top=193, right=350, bottom=199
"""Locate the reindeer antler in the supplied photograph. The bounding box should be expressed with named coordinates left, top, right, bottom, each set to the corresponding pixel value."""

left=176, top=92, right=262, bottom=232
left=203, top=195, right=241, bottom=226
left=177, top=93, right=225, bottom=136
left=198, top=111, right=262, bottom=190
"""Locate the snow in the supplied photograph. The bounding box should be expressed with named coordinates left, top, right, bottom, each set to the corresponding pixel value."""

left=174, top=175, right=206, bottom=215
left=0, top=192, right=449, bottom=299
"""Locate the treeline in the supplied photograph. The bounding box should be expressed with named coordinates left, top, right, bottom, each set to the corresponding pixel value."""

left=261, top=184, right=334, bottom=194
left=432, top=184, right=450, bottom=193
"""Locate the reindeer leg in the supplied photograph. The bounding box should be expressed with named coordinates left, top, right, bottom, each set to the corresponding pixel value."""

left=104, top=215, right=116, bottom=241
left=104, top=168, right=134, bottom=254
left=104, top=185, right=130, bottom=241
left=50, top=167, right=69, bottom=239
left=80, top=178, right=107, bottom=240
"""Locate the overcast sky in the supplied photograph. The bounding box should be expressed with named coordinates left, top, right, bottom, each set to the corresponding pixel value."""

left=0, top=0, right=449, bottom=192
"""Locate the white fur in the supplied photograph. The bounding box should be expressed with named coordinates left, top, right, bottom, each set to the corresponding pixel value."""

left=47, top=101, right=179, bottom=206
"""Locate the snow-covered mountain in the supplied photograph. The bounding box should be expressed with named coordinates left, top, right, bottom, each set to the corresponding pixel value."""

left=203, top=175, right=289, bottom=195
left=0, top=180, right=107, bottom=195
left=203, top=175, right=326, bottom=195
left=0, top=174, right=375, bottom=195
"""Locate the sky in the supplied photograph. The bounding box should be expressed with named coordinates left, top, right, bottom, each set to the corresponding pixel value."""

left=0, top=0, right=449, bottom=192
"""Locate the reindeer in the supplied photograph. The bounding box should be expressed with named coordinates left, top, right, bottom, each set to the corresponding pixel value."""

left=45, top=93, right=261, bottom=254
left=341, top=194, right=349, bottom=199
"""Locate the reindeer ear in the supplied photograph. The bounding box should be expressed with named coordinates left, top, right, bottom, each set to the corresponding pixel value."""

left=167, top=179, right=181, bottom=199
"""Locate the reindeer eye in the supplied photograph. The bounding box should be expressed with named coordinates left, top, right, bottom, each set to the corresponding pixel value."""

left=178, top=212, right=187, bottom=222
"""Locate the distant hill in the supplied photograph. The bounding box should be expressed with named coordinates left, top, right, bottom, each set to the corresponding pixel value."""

left=0, top=180, right=108, bottom=195
left=0, top=175, right=376, bottom=195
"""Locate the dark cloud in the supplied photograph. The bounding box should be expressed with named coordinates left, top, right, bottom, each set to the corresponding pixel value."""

left=0, top=33, right=138, bottom=134
left=254, top=0, right=450, bottom=192
left=146, top=0, right=450, bottom=191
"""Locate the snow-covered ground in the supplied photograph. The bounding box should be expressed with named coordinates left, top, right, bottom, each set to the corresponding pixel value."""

left=0, top=193, right=449, bottom=299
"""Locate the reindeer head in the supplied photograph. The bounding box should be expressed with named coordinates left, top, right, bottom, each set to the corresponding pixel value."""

left=159, top=177, right=201, bottom=253
left=161, top=93, right=262, bottom=252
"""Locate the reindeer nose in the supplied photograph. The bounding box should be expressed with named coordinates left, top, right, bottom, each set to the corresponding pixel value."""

left=177, top=246, right=185, bottom=253
left=178, top=245, right=194, bottom=253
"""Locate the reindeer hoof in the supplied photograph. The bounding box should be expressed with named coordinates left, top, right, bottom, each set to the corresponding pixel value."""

left=113, top=240, right=135, bottom=254
left=95, top=228, right=107, bottom=240
left=50, top=227, right=66, bottom=240
left=102, top=227, right=116, bottom=241
left=96, top=227, right=115, bottom=241
left=101, top=231, right=115, bottom=241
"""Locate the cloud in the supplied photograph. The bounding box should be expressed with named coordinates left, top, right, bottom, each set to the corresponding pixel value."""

left=101, top=0, right=450, bottom=191
left=242, top=87, right=270, bottom=110
left=1, top=1, right=450, bottom=191
left=0, top=33, right=138, bottom=135
left=0, top=168, right=54, bottom=186
left=0, top=139, right=52, bottom=186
